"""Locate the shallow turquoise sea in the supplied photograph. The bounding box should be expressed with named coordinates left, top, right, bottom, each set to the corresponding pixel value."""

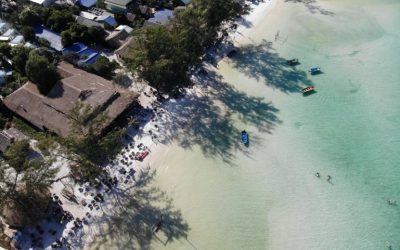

left=92, top=0, right=400, bottom=249
left=154, top=0, right=400, bottom=249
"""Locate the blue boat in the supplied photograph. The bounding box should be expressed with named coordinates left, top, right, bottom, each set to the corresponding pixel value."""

left=309, top=67, right=321, bottom=75
left=241, top=130, right=249, bottom=145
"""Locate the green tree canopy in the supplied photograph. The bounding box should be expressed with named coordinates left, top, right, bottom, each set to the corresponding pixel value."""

left=46, top=9, right=74, bottom=33
left=0, top=43, right=12, bottom=58
left=125, top=0, right=250, bottom=92
left=25, top=49, right=59, bottom=94
left=4, top=140, right=31, bottom=173
left=19, top=8, right=43, bottom=26
left=125, top=26, right=190, bottom=92
left=89, top=56, right=118, bottom=79
left=61, top=24, right=106, bottom=47
left=62, top=103, right=125, bottom=183
left=11, top=45, right=32, bottom=74
left=20, top=26, right=36, bottom=42
left=0, top=140, right=58, bottom=226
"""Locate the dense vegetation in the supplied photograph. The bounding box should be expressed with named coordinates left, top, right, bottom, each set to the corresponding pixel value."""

left=61, top=103, right=126, bottom=183
left=3, top=4, right=105, bottom=46
left=25, top=49, right=60, bottom=94
left=124, top=0, right=250, bottom=92
left=0, top=140, right=58, bottom=226
left=61, top=24, right=106, bottom=47
left=8, top=46, right=59, bottom=94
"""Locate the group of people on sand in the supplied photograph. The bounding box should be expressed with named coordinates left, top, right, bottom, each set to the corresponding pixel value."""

left=314, top=172, right=332, bottom=182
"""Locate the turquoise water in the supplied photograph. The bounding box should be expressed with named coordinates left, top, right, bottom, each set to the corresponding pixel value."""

left=91, top=0, right=400, bottom=249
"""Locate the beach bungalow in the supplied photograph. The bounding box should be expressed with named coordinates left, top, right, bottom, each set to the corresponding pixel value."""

left=34, top=26, right=63, bottom=52
left=105, top=0, right=135, bottom=13
left=29, top=0, right=55, bottom=7
left=3, top=61, right=138, bottom=137
left=144, top=9, right=174, bottom=27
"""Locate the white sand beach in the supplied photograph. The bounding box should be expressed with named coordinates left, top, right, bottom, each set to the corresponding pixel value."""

left=18, top=0, right=400, bottom=249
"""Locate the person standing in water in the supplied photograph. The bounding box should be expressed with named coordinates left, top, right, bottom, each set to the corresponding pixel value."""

left=315, top=172, right=320, bottom=178
left=327, top=175, right=332, bottom=182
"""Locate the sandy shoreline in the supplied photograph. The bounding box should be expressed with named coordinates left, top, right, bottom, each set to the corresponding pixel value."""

left=82, top=1, right=279, bottom=248
left=15, top=2, right=280, bottom=249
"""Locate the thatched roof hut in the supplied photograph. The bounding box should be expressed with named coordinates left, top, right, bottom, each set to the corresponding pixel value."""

left=3, top=62, right=138, bottom=137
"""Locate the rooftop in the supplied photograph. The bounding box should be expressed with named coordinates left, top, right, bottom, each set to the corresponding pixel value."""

left=104, top=0, right=132, bottom=7
left=3, top=62, right=138, bottom=137
left=145, top=9, right=174, bottom=26
left=34, top=26, right=63, bottom=51
left=62, top=42, right=101, bottom=65
left=76, top=0, right=96, bottom=8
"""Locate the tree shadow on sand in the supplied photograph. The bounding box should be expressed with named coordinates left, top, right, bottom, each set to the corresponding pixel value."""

left=285, top=0, right=335, bottom=16
left=153, top=68, right=281, bottom=165
left=86, top=168, right=190, bottom=250
left=229, top=40, right=312, bottom=93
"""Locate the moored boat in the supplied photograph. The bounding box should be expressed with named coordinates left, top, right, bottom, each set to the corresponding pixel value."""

left=241, top=130, right=249, bottom=145
left=309, top=67, right=321, bottom=74
left=287, top=58, right=299, bottom=65
left=302, top=86, right=315, bottom=94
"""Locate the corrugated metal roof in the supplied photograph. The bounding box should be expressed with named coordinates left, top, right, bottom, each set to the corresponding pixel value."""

left=34, top=26, right=63, bottom=51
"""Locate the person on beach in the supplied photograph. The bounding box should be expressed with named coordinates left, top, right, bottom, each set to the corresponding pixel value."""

left=315, top=172, right=320, bottom=178
left=327, top=175, right=332, bottom=182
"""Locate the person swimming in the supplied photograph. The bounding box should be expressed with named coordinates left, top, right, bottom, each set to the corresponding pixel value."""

left=387, top=199, right=396, bottom=205
left=315, top=172, right=320, bottom=178
left=327, top=175, right=332, bottom=182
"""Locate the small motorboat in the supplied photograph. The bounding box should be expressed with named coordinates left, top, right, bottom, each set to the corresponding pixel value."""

left=302, top=86, right=315, bottom=94
left=309, top=67, right=321, bottom=75
left=241, top=130, right=249, bottom=145
left=286, top=58, right=299, bottom=65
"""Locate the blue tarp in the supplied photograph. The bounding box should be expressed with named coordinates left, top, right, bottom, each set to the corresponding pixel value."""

left=34, top=26, right=63, bottom=51
left=97, top=15, right=118, bottom=27
left=62, top=42, right=100, bottom=65
left=77, top=0, right=96, bottom=8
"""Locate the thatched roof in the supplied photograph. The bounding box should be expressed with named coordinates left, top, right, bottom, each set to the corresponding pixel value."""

left=3, top=61, right=138, bottom=137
